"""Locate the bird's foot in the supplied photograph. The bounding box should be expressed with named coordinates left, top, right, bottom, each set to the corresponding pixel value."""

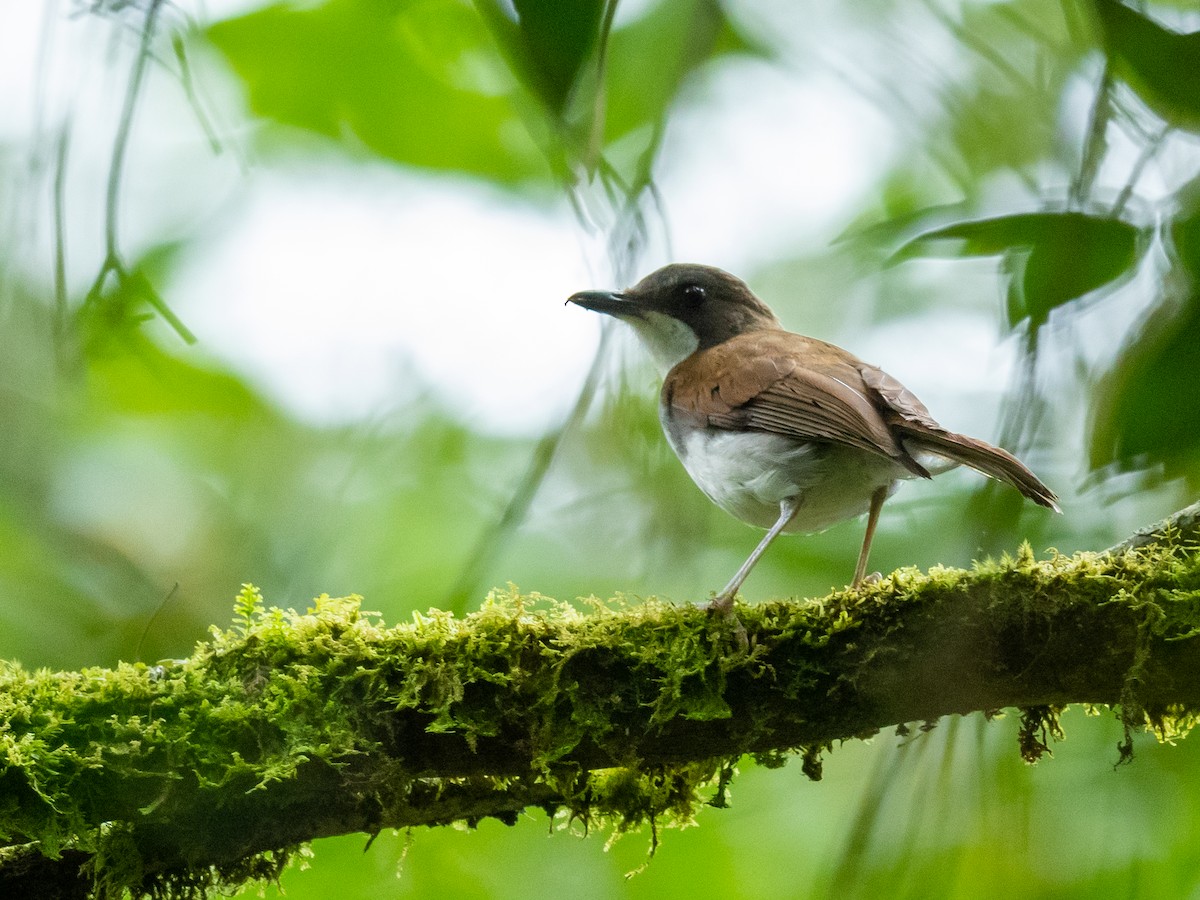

left=707, top=591, right=735, bottom=617
left=706, top=593, right=748, bottom=653
left=850, top=571, right=883, bottom=590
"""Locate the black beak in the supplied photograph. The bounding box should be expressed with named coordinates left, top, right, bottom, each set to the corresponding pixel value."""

left=566, top=290, right=642, bottom=318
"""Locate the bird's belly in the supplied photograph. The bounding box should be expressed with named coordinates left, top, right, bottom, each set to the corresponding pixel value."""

left=667, top=427, right=910, bottom=533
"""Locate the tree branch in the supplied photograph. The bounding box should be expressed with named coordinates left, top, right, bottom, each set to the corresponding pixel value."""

left=3, top=515, right=1200, bottom=898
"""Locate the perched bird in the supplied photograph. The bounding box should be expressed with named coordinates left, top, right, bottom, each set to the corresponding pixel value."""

left=568, top=263, right=1059, bottom=613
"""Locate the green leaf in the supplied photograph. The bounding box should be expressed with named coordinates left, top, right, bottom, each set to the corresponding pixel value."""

left=892, top=211, right=1145, bottom=328
left=476, top=0, right=606, bottom=114
left=1094, top=187, right=1200, bottom=480
left=1170, top=181, right=1200, bottom=278
left=86, top=334, right=272, bottom=421
left=207, top=0, right=545, bottom=182
left=1092, top=0, right=1200, bottom=133
left=1090, top=293, right=1200, bottom=480
left=603, top=0, right=766, bottom=143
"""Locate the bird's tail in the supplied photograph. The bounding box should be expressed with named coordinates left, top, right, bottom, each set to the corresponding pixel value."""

left=902, top=427, right=1061, bottom=512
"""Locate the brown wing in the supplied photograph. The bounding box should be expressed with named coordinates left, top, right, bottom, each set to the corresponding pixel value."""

left=663, top=331, right=931, bottom=477
left=663, top=330, right=1061, bottom=511
left=859, top=365, right=1061, bottom=511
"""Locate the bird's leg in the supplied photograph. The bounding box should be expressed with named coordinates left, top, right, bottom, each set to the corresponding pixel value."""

left=852, top=485, right=889, bottom=588
left=709, top=496, right=803, bottom=615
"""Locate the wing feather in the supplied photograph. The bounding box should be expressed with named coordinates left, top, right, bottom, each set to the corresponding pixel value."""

left=858, top=365, right=1060, bottom=510
left=661, top=329, right=1059, bottom=511
left=664, top=331, right=929, bottom=477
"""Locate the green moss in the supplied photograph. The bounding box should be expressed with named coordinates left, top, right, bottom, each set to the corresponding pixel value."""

left=4, top=539, right=1200, bottom=897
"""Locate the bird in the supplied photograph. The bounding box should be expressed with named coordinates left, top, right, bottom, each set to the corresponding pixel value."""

left=567, top=263, right=1060, bottom=614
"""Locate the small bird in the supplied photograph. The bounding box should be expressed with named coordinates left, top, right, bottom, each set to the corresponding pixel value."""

left=568, top=263, right=1059, bottom=613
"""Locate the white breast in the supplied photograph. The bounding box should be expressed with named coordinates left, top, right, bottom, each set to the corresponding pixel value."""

left=662, top=419, right=914, bottom=534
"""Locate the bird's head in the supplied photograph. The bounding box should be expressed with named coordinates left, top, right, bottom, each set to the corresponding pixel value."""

left=568, top=263, right=781, bottom=371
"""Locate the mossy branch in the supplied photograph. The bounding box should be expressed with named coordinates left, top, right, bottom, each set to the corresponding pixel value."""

left=4, top=506, right=1200, bottom=899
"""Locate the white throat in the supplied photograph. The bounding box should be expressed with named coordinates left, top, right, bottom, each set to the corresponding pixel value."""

left=627, top=311, right=700, bottom=373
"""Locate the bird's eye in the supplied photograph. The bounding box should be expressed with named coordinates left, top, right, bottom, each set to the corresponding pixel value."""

left=681, top=284, right=706, bottom=301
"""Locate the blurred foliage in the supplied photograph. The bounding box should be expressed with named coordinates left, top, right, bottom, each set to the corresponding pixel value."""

left=892, top=211, right=1147, bottom=330
left=1092, top=0, right=1200, bottom=133
left=5, top=0, right=1200, bottom=897
left=208, top=0, right=761, bottom=187
left=885, top=0, right=1200, bottom=489
left=1092, top=179, right=1200, bottom=481
left=478, top=0, right=608, bottom=115
left=208, top=0, right=546, bottom=181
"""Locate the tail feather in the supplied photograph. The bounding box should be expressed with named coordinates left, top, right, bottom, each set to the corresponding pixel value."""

left=901, top=427, right=1061, bottom=513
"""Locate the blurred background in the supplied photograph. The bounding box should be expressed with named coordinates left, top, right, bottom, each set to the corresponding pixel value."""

left=3, top=0, right=1200, bottom=896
